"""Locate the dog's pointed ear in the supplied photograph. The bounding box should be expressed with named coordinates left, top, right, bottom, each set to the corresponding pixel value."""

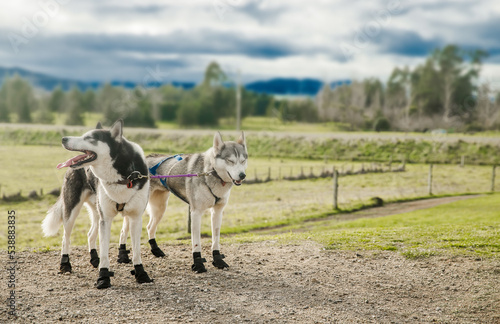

left=96, top=121, right=103, bottom=129
left=213, top=131, right=224, bottom=153
left=237, top=131, right=246, bottom=147
left=110, top=119, right=123, bottom=141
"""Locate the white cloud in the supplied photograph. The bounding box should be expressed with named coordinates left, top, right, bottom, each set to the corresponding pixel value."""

left=0, top=0, right=499, bottom=83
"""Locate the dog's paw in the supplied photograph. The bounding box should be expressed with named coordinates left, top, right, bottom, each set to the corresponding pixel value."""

left=148, top=238, right=166, bottom=257
left=89, top=249, right=99, bottom=268
left=151, top=247, right=166, bottom=257
left=131, top=264, right=154, bottom=284
left=212, top=250, right=229, bottom=269
left=192, top=262, right=207, bottom=273
left=95, top=268, right=114, bottom=289
left=191, top=252, right=207, bottom=273
left=95, top=277, right=111, bottom=289
left=59, top=254, right=72, bottom=274
left=117, top=245, right=132, bottom=264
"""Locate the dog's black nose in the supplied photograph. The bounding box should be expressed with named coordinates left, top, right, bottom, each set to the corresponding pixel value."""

left=239, top=172, right=246, bottom=180
left=62, top=137, right=68, bottom=145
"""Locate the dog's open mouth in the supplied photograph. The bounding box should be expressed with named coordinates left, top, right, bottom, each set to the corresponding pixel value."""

left=57, top=150, right=97, bottom=169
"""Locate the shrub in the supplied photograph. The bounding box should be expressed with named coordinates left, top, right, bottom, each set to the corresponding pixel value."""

left=373, top=117, right=391, bottom=132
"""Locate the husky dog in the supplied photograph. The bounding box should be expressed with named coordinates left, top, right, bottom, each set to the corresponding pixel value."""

left=42, top=120, right=153, bottom=289
left=138, top=132, right=248, bottom=273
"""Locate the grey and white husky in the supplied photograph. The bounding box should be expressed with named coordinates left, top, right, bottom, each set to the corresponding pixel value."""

left=139, top=132, right=248, bottom=273
left=42, top=120, right=153, bottom=289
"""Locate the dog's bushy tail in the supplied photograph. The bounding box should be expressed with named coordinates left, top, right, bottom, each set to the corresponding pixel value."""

left=42, top=196, right=63, bottom=237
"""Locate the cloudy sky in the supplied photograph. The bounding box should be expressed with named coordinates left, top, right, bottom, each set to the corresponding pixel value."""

left=1, top=0, right=500, bottom=86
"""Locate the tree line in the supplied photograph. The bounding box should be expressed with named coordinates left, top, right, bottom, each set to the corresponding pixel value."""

left=319, top=45, right=498, bottom=132
left=0, top=61, right=317, bottom=128
left=0, top=45, right=498, bottom=131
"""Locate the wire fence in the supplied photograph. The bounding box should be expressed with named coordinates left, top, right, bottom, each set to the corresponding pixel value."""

left=241, top=162, right=496, bottom=211
left=246, top=161, right=406, bottom=184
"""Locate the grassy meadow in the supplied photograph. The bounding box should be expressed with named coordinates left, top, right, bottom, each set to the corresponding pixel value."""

left=0, top=122, right=499, bottom=259
left=233, top=193, right=500, bottom=259
left=1, top=141, right=499, bottom=260
left=51, top=113, right=352, bottom=133
left=3, top=119, right=500, bottom=164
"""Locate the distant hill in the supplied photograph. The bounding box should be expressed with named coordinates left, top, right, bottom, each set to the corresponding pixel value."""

left=0, top=67, right=196, bottom=91
left=245, top=78, right=351, bottom=96
left=0, top=66, right=350, bottom=96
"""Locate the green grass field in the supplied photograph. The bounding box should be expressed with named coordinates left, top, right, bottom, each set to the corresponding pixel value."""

left=46, top=112, right=500, bottom=137
left=3, top=121, right=500, bottom=164
left=1, top=120, right=499, bottom=260
left=3, top=190, right=498, bottom=260
left=52, top=113, right=352, bottom=133
left=1, top=143, right=499, bottom=260
left=275, top=194, right=500, bottom=259
left=0, top=145, right=494, bottom=198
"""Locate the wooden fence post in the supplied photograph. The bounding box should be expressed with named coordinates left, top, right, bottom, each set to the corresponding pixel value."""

left=491, top=165, right=496, bottom=192
left=461, top=155, right=465, bottom=168
left=333, top=169, right=339, bottom=209
left=428, top=164, right=433, bottom=195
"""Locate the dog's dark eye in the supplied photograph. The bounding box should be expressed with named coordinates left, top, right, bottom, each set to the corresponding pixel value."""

left=226, top=159, right=235, bottom=165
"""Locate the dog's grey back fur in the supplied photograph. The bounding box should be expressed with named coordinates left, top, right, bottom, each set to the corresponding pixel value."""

left=148, top=152, right=216, bottom=204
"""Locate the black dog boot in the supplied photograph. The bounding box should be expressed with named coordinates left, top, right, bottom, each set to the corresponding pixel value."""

left=95, top=268, right=114, bottom=289
left=117, top=244, right=132, bottom=264
left=149, top=238, right=166, bottom=257
left=89, top=249, right=99, bottom=268
left=59, top=254, right=72, bottom=274
left=212, top=250, right=229, bottom=269
left=191, top=252, right=207, bottom=273
left=130, top=264, right=154, bottom=284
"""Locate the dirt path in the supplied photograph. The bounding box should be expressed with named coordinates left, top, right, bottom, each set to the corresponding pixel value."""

left=1, top=195, right=498, bottom=323
left=336, top=195, right=482, bottom=221
left=256, top=195, right=483, bottom=235
left=1, top=243, right=499, bottom=323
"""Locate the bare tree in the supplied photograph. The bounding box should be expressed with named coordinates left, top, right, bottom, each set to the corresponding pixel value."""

left=476, top=82, right=499, bottom=129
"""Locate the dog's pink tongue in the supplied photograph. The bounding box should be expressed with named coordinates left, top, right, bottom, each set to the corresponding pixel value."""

left=56, top=154, right=86, bottom=169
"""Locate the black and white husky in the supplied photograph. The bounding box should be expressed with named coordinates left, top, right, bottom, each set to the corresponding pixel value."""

left=141, top=132, right=248, bottom=273
left=42, top=120, right=153, bottom=289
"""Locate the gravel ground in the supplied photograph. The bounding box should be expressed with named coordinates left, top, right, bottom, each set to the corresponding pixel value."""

left=1, top=240, right=499, bottom=323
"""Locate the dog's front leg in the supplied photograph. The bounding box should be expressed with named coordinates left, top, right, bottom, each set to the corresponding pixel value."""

left=211, top=203, right=229, bottom=269
left=117, top=217, right=132, bottom=264
left=190, top=207, right=207, bottom=273
left=146, top=190, right=169, bottom=257
left=129, top=214, right=154, bottom=284
left=86, top=201, right=100, bottom=268
left=96, top=210, right=113, bottom=289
